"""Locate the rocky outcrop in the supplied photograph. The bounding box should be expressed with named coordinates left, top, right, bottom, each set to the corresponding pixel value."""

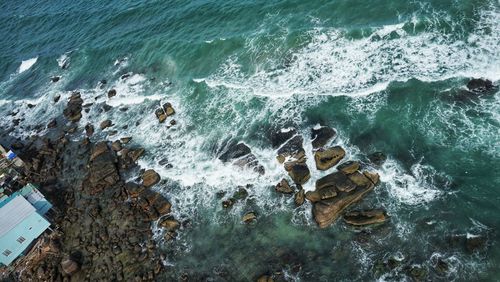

left=275, top=179, right=293, bottom=194
left=311, top=169, right=380, bottom=228
left=154, top=102, right=175, bottom=123
left=343, top=209, right=387, bottom=226
left=311, top=126, right=336, bottom=148
left=276, top=135, right=305, bottom=163
left=314, top=146, right=345, bottom=170
left=107, top=89, right=117, bottom=98
left=368, top=152, right=386, bottom=166
left=142, top=169, right=160, bottom=187
left=63, top=92, right=84, bottom=122
left=242, top=212, right=257, bottom=223
left=466, top=78, right=496, bottom=93
left=337, top=161, right=360, bottom=174
left=287, top=163, right=310, bottom=185
left=270, top=128, right=297, bottom=148
left=219, top=142, right=265, bottom=175
left=100, top=119, right=112, bottom=130
left=294, top=188, right=305, bottom=206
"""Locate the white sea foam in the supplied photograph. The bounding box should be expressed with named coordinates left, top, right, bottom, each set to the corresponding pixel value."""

left=379, top=159, right=443, bottom=206
left=18, top=57, right=38, bottom=73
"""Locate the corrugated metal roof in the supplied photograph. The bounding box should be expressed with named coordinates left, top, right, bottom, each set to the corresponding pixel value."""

left=0, top=196, right=35, bottom=238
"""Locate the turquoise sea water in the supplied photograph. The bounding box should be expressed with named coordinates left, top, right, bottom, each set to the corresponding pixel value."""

left=0, top=0, right=499, bottom=280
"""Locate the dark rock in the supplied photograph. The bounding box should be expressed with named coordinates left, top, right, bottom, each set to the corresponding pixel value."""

left=232, top=187, right=248, bottom=200
left=85, top=124, right=94, bottom=137
left=108, top=89, right=117, bottom=98
left=47, top=118, right=57, bottom=129
left=142, top=169, right=160, bottom=187
left=368, top=152, right=387, bottom=166
left=53, top=94, right=61, bottom=103
left=466, top=78, right=495, bottom=93
left=466, top=234, right=486, bottom=253
left=219, top=142, right=251, bottom=162
left=51, top=76, right=60, bottom=83
left=103, top=104, right=113, bottom=112
left=314, top=146, right=345, bottom=170
left=275, top=179, right=293, bottom=194
left=120, top=137, right=132, bottom=144
left=169, top=119, right=176, bottom=126
left=276, top=135, right=305, bottom=163
left=63, top=92, right=84, bottom=122
left=311, top=126, right=336, bottom=148
left=100, top=119, right=112, bottom=130
left=121, top=73, right=131, bottom=80
left=27, top=103, right=36, bottom=109
left=222, top=199, right=235, bottom=209
left=288, top=163, right=310, bottom=185
left=343, top=209, right=387, bottom=226
left=271, top=127, right=297, bottom=148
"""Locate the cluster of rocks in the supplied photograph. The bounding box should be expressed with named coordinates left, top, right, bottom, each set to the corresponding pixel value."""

left=154, top=102, right=176, bottom=126
left=218, top=141, right=265, bottom=175
left=272, top=125, right=387, bottom=228
left=3, top=84, right=183, bottom=281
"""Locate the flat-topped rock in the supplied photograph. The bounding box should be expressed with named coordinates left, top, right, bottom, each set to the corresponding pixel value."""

left=142, top=169, right=160, bottom=187
left=277, top=135, right=305, bottom=163
left=343, top=209, right=387, bottom=226
left=311, top=170, right=380, bottom=228
left=337, top=161, right=360, bottom=174
left=288, top=163, right=310, bottom=185
left=314, top=146, right=345, bottom=170
left=275, top=178, right=293, bottom=194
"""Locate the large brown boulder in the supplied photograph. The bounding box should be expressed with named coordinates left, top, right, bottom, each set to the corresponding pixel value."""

left=63, top=92, right=84, bottom=122
left=142, top=169, right=160, bottom=187
left=275, top=179, right=293, bottom=194
left=294, top=189, right=305, bottom=206
left=312, top=170, right=380, bottom=228
left=343, top=209, right=387, bottom=226
left=288, top=163, right=310, bottom=185
left=314, top=146, right=345, bottom=171
left=337, top=161, right=360, bottom=174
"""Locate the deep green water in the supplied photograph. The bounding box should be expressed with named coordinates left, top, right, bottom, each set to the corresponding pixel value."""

left=0, top=0, right=499, bottom=281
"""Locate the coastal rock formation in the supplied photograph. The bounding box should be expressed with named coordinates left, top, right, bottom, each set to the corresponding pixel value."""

left=314, top=146, right=345, bottom=170
left=311, top=126, right=336, bottom=148
left=270, top=127, right=297, bottom=148
left=154, top=102, right=175, bottom=123
left=219, top=142, right=265, bottom=175
left=466, top=78, right=496, bottom=93
left=100, top=119, right=112, bottom=130
left=107, top=89, right=117, bottom=98
left=294, top=188, right=305, bottom=206
left=343, top=209, right=387, bottom=226
left=311, top=169, right=380, bottom=228
left=287, top=163, right=310, bottom=185
left=276, top=135, right=305, bottom=163
left=337, top=161, right=360, bottom=174
left=142, top=169, right=160, bottom=187
left=63, top=92, right=84, bottom=122
left=368, top=152, right=386, bottom=166
left=275, top=178, right=293, bottom=194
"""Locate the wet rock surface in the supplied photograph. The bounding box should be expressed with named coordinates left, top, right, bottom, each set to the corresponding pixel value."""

left=314, top=146, right=345, bottom=171
left=343, top=209, right=387, bottom=226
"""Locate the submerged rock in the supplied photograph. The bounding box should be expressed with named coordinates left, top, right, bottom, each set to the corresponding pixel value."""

left=368, top=152, right=387, bottom=166
left=343, top=209, right=387, bottom=226
left=47, top=118, right=57, bottom=129
left=311, top=126, right=336, bottom=148
left=51, top=76, right=61, bottom=83
left=85, top=124, right=94, bottom=137
left=466, top=78, right=495, bottom=93
left=314, top=146, right=345, bottom=171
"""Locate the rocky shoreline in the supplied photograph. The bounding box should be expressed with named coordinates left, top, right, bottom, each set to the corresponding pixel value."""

left=0, top=77, right=494, bottom=281
left=0, top=90, right=179, bottom=281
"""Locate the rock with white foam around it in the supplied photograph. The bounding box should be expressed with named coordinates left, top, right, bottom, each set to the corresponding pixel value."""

left=311, top=170, right=380, bottom=228
left=311, top=125, right=336, bottom=149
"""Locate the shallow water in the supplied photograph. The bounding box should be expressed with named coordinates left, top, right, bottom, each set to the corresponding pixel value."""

left=0, top=0, right=499, bottom=280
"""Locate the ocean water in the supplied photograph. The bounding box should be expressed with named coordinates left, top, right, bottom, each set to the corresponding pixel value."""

left=0, top=0, right=499, bottom=280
